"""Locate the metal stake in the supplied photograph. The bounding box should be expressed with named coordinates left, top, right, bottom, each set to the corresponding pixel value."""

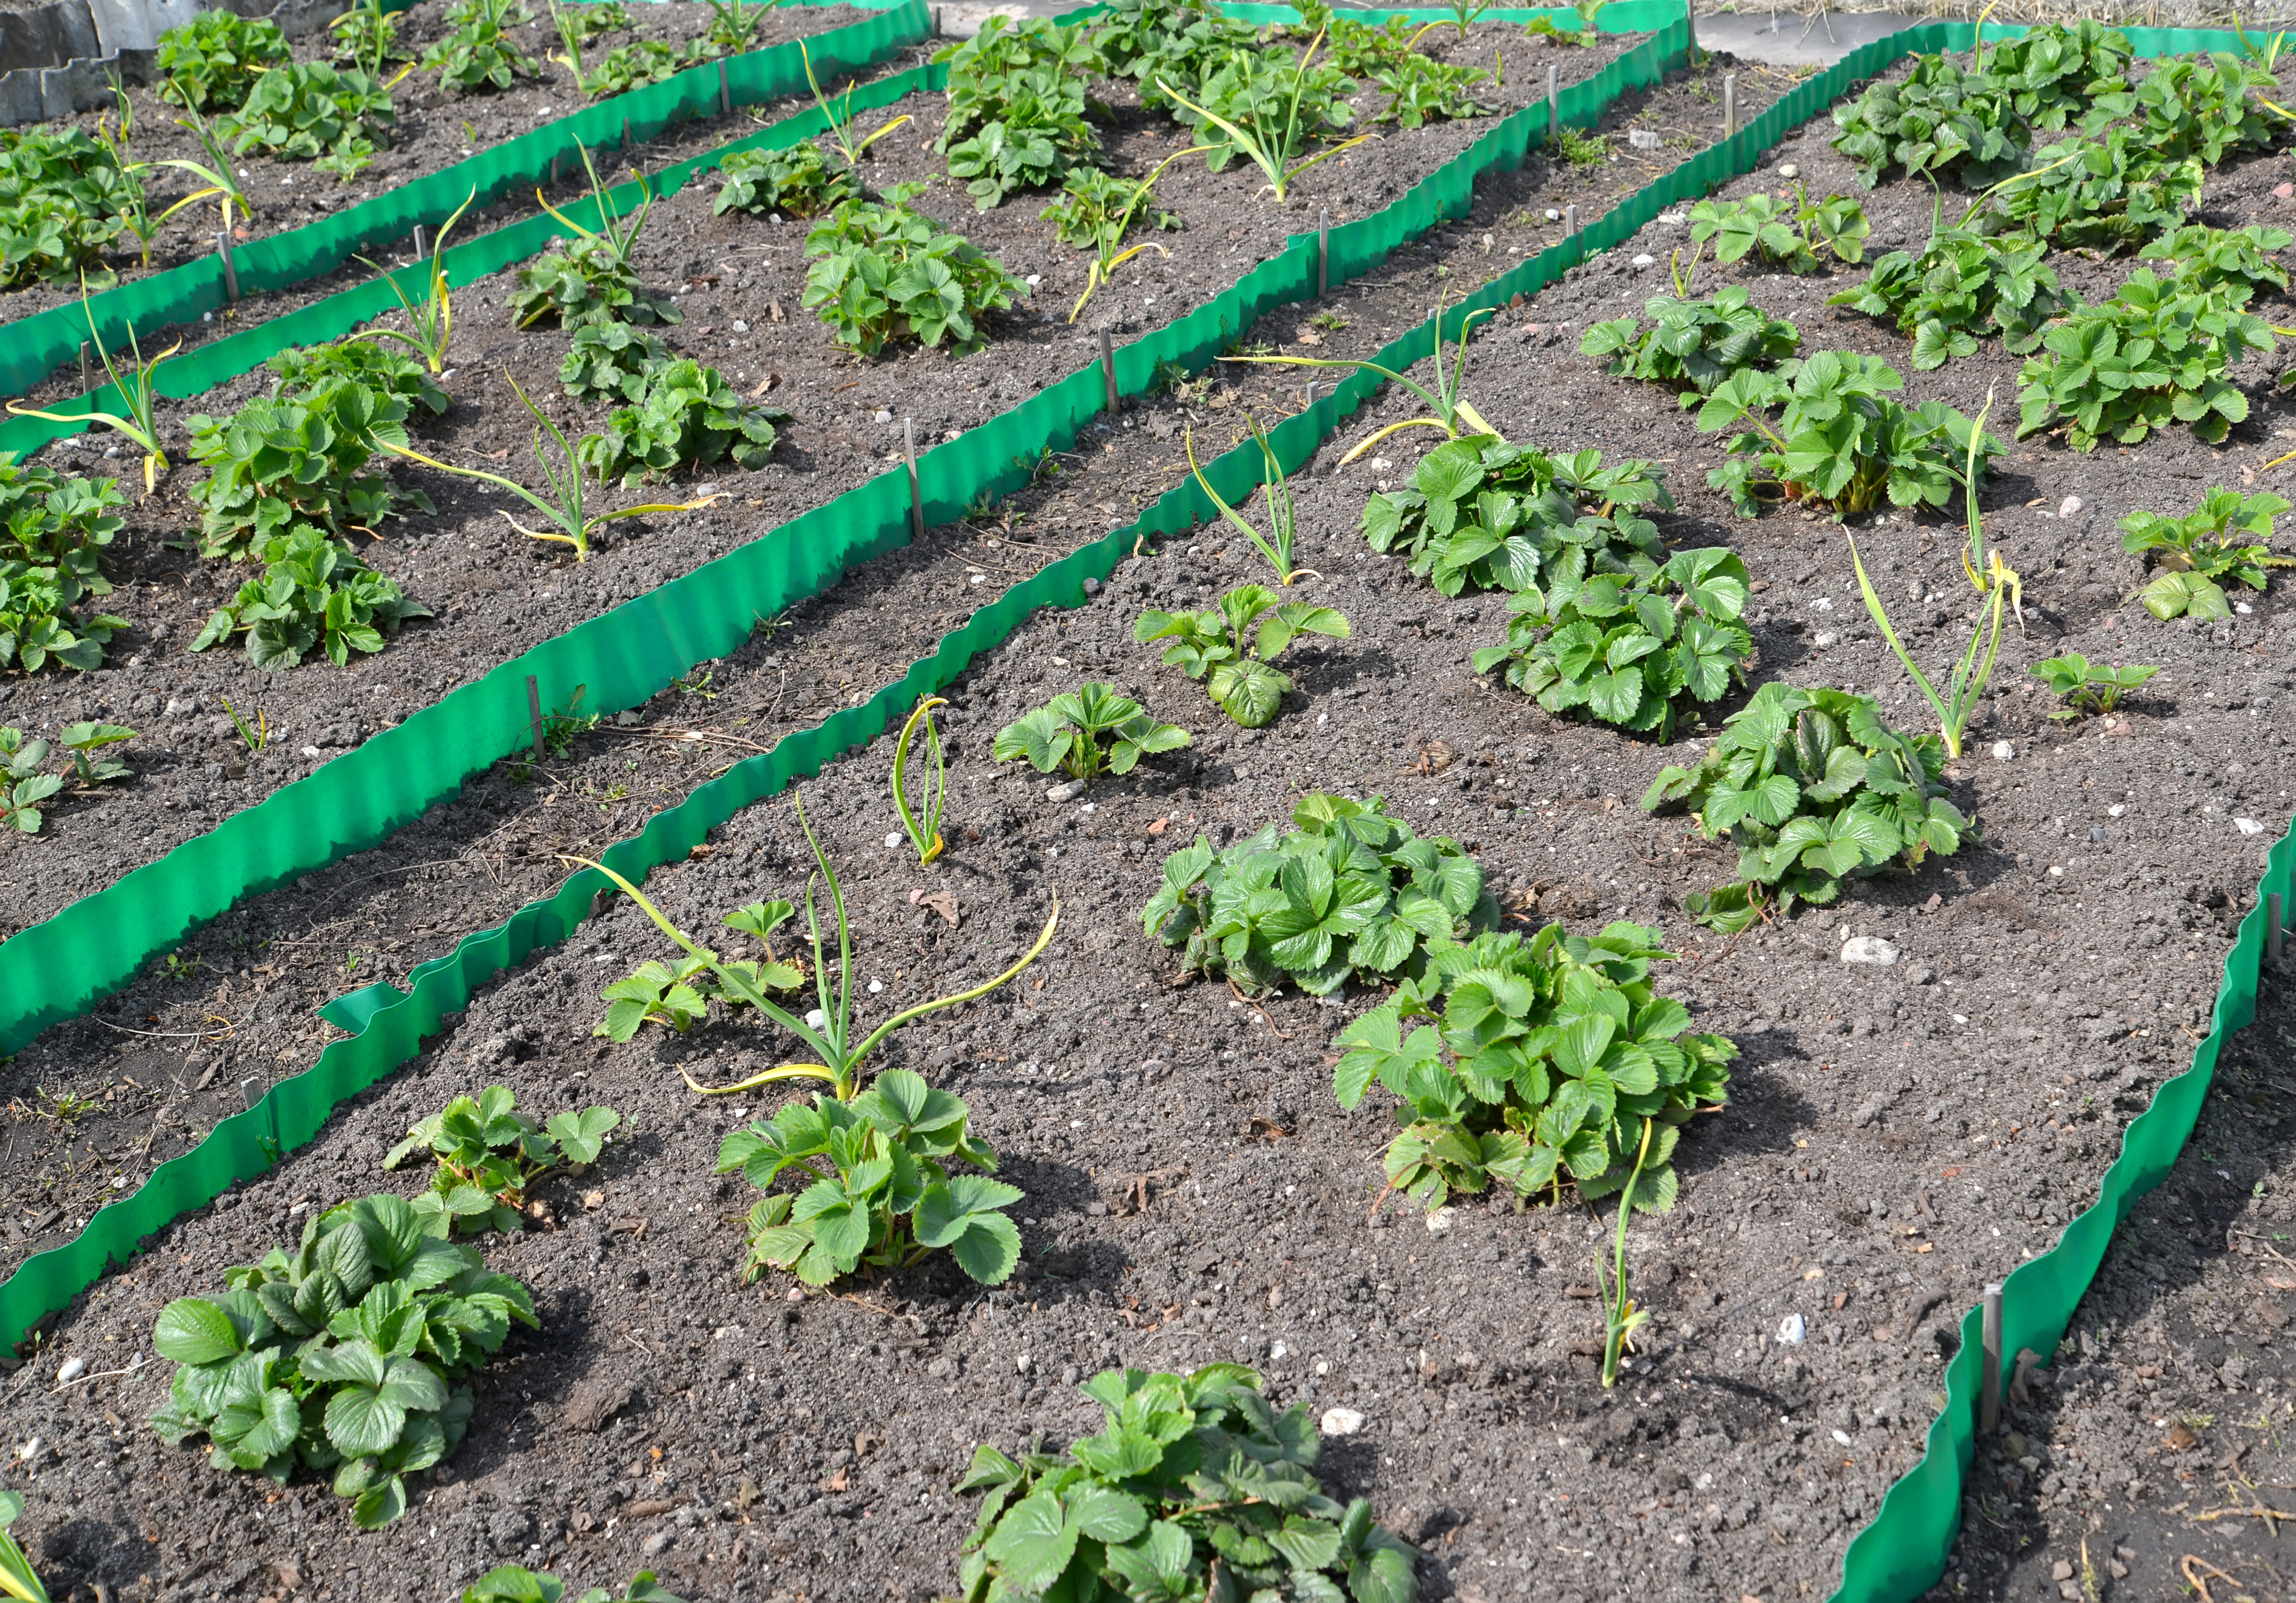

left=2270, top=889, right=2285, bottom=970
left=903, top=417, right=924, bottom=540
left=933, top=4, right=943, bottom=36
left=622, top=115, right=633, bottom=153
left=411, top=223, right=427, bottom=262
left=527, top=674, right=545, bottom=758
left=1547, top=63, right=1560, bottom=147
left=1724, top=72, right=1739, bottom=140
left=1099, top=327, right=1118, bottom=412
left=216, top=231, right=238, bottom=303
left=1304, top=379, right=1317, bottom=416
left=241, top=1074, right=278, bottom=1161
left=719, top=58, right=732, bottom=114
left=1979, top=1282, right=2004, bottom=1434
left=77, top=341, right=89, bottom=391
left=1563, top=203, right=1578, bottom=237
left=1317, top=209, right=1330, bottom=298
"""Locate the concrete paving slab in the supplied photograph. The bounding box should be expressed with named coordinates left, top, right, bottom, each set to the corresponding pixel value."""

left=1693, top=9, right=1922, bottom=65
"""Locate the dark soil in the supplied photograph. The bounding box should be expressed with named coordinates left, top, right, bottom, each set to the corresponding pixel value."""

left=0, top=23, right=1644, bottom=934
left=6, top=34, right=2296, bottom=1603
left=0, top=0, right=887, bottom=326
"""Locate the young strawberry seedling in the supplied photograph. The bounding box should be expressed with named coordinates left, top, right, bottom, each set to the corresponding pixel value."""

left=576, top=359, right=790, bottom=485
left=423, top=0, right=540, bottom=93
left=993, top=682, right=1189, bottom=787
left=2117, top=486, right=2294, bottom=618
left=383, top=1086, right=620, bottom=1235
left=1134, top=579, right=1347, bottom=727
left=1143, top=792, right=1493, bottom=994
left=1687, top=188, right=1870, bottom=271
left=189, top=524, right=431, bottom=669
left=0, top=731, right=63, bottom=834
left=802, top=183, right=1030, bottom=357
left=558, top=322, right=673, bottom=404
left=1044, top=153, right=1200, bottom=321
left=215, top=59, right=394, bottom=180
left=0, top=452, right=129, bottom=671
left=149, top=1194, right=538, bottom=1528
left=1582, top=286, right=1800, bottom=393
left=594, top=900, right=802, bottom=1039
left=156, top=9, right=289, bottom=114
left=713, top=140, right=860, bottom=221
left=956, top=1364, right=1419, bottom=1601
left=514, top=150, right=682, bottom=330
left=2031, top=653, right=2160, bottom=719
left=266, top=337, right=452, bottom=419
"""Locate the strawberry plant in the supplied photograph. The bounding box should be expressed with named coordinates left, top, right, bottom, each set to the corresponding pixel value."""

left=1686, top=188, right=1869, bottom=271
left=1158, top=36, right=1365, bottom=201
left=594, top=900, right=802, bottom=1040
left=1360, top=436, right=1671, bottom=597
left=2119, top=486, right=2294, bottom=619
left=1642, top=681, right=1972, bottom=932
left=1582, top=286, right=1800, bottom=393
left=1692, top=350, right=1999, bottom=518
left=1134, top=582, right=1347, bottom=727
left=1334, top=919, right=1736, bottom=1211
left=577, top=358, right=790, bottom=485
left=189, top=523, right=432, bottom=670
left=54, top=720, right=135, bottom=787
left=1981, top=19, right=2133, bottom=129
left=0, top=127, right=140, bottom=288
left=941, top=65, right=1103, bottom=210
left=993, top=682, right=1189, bottom=786
left=713, top=140, right=859, bottom=220
left=268, top=338, right=451, bottom=419
left=383, top=1086, right=621, bottom=1236
left=0, top=452, right=125, bottom=617
left=331, top=0, right=413, bottom=78
left=187, top=377, right=431, bottom=558
left=1828, top=54, right=2027, bottom=185
left=2014, top=271, right=2268, bottom=449
left=149, top=1194, right=537, bottom=1528
left=721, top=1067, right=1021, bottom=1286
left=1471, top=548, right=1753, bottom=740
left=511, top=235, right=681, bottom=330
left=1141, top=792, right=1494, bottom=995
left=0, top=730, right=62, bottom=833
left=423, top=0, right=539, bottom=92
left=1824, top=228, right=2066, bottom=368
left=1042, top=157, right=1193, bottom=320
left=0, top=563, right=127, bottom=675
left=558, top=322, right=672, bottom=404
left=215, top=61, right=394, bottom=180
left=956, top=1364, right=1419, bottom=1603
left=2137, top=222, right=2292, bottom=303
left=1985, top=128, right=2199, bottom=252
left=802, top=184, right=1030, bottom=357
left=1371, top=53, right=1494, bottom=127
left=157, top=10, right=289, bottom=113
left=585, top=39, right=696, bottom=97
left=463, top=1568, right=682, bottom=1603
left=1090, top=0, right=1252, bottom=88
left=2031, top=652, right=2160, bottom=718
left=2128, top=52, right=2278, bottom=166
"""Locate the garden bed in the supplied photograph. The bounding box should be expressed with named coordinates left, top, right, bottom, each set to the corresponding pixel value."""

left=0, top=0, right=891, bottom=324
left=0, top=19, right=1648, bottom=933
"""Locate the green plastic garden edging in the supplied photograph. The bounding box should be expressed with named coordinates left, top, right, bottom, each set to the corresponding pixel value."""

left=0, top=0, right=928, bottom=403
left=25, top=10, right=2265, bottom=1601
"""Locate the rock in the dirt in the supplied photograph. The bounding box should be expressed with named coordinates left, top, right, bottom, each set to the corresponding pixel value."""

left=563, top=1378, right=634, bottom=1433
left=1777, top=1313, right=1807, bottom=1345
left=1425, top=1206, right=1457, bottom=1234
left=1629, top=128, right=1662, bottom=149
left=1840, top=937, right=1899, bottom=966
left=1631, top=253, right=1656, bottom=270
left=1320, top=1407, right=1365, bottom=1437
left=2058, top=495, right=2083, bottom=519
left=1992, top=740, right=2015, bottom=760
left=2236, top=817, right=2268, bottom=836
left=53, top=1357, right=83, bottom=1385
left=1777, top=162, right=1799, bottom=178
left=1046, top=780, right=1087, bottom=803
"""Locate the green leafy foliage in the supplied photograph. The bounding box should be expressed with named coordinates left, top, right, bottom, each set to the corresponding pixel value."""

left=53, top=719, right=135, bottom=786
left=1162, top=41, right=1356, bottom=177
left=1824, top=227, right=2067, bottom=368
left=1087, top=0, right=1252, bottom=89
left=186, top=377, right=432, bottom=558
left=189, top=523, right=432, bottom=670
left=382, top=1086, right=621, bottom=1236
left=0, top=452, right=126, bottom=673
left=1359, top=436, right=1673, bottom=600
left=1037, top=166, right=1179, bottom=249
left=423, top=0, right=540, bottom=93
left=576, top=358, right=789, bottom=486
left=802, top=183, right=1029, bottom=357
left=148, top=1194, right=538, bottom=1528
left=2125, top=51, right=2278, bottom=166
left=940, top=64, right=1103, bottom=210
left=268, top=338, right=451, bottom=418
left=557, top=321, right=672, bottom=404
left=1141, top=793, right=1495, bottom=995
left=1979, top=19, right=2135, bottom=127
left=1581, top=286, right=1800, bottom=393
left=1134, top=584, right=1346, bottom=727
left=330, top=1, right=414, bottom=75
left=510, top=233, right=682, bottom=330
left=2136, top=222, right=2292, bottom=303
left=992, top=682, right=1190, bottom=785
left=712, top=139, right=860, bottom=220
left=0, top=729, right=64, bottom=833
left=157, top=10, right=289, bottom=113
left=1692, top=350, right=1999, bottom=517
left=1368, top=55, right=1493, bottom=128
left=1335, top=920, right=1735, bottom=1211
left=1642, top=681, right=1972, bottom=931
left=0, top=127, right=140, bottom=288
left=462, top=1567, right=684, bottom=1603
left=1687, top=188, right=1869, bottom=271
left=594, top=901, right=802, bottom=1040
left=1985, top=127, right=2200, bottom=252
left=2118, top=486, right=2294, bottom=619
left=215, top=61, right=394, bottom=179
left=720, top=1068, right=1020, bottom=1286
left=2014, top=271, right=2269, bottom=450
left=956, top=1364, right=1419, bottom=1603
left=584, top=38, right=714, bottom=98
left=1829, top=54, right=2026, bottom=185
left=2031, top=651, right=2159, bottom=718
left=1470, top=548, right=1753, bottom=740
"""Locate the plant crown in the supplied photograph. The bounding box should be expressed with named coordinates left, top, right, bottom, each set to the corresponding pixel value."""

left=713, top=140, right=860, bottom=220
left=187, top=378, right=432, bottom=557
left=269, top=338, right=452, bottom=418
left=2117, top=486, right=2294, bottom=618
left=993, top=682, right=1190, bottom=785
left=1687, top=188, right=1870, bottom=271
left=1582, top=286, right=1800, bottom=393
left=557, top=322, right=673, bottom=404
left=423, top=0, right=540, bottom=92
left=216, top=61, right=394, bottom=179
left=189, top=523, right=432, bottom=670
left=382, top=1086, right=621, bottom=1235
left=1134, top=582, right=1347, bottom=727
left=1825, top=226, right=2066, bottom=368
left=577, top=358, right=790, bottom=485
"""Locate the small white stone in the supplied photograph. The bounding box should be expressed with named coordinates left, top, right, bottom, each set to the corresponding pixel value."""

left=731, top=319, right=749, bottom=333
left=874, top=409, right=892, bottom=424
left=1629, top=128, right=1662, bottom=150
left=1631, top=253, right=1657, bottom=270
left=884, top=832, right=903, bottom=848
left=1270, top=1341, right=1288, bottom=1360
left=2048, top=865, right=2066, bottom=878
left=1320, top=1407, right=1365, bottom=1437
left=1815, top=630, right=1840, bottom=648
left=1025, top=274, right=1041, bottom=287
left=1424, top=1206, right=1457, bottom=1234
left=1016, top=1353, right=1032, bottom=1373
left=1047, top=779, right=1087, bottom=803
left=1777, top=1313, right=1806, bottom=1344
left=1658, top=210, right=1686, bottom=224
left=300, top=744, right=322, bottom=759
left=1543, top=208, right=1561, bottom=222
left=1777, top=162, right=1799, bottom=179
left=804, top=1008, right=827, bottom=1029
left=2237, top=817, right=2268, bottom=836
left=1991, top=740, right=2015, bottom=760
left=969, top=573, right=986, bottom=585
left=54, top=1357, right=84, bottom=1385
left=15, top=1438, right=40, bottom=1463
left=2058, top=495, right=2082, bottom=519
left=1840, top=937, right=1899, bottom=966
left=2109, top=804, right=2126, bottom=817
left=2237, top=601, right=2254, bottom=615
left=1832, top=1427, right=1854, bottom=1447
left=868, top=979, right=884, bottom=994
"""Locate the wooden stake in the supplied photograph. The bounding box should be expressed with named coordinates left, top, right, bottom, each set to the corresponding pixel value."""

left=1563, top=203, right=1578, bottom=237
left=527, top=675, right=545, bottom=757
left=1317, top=209, right=1330, bottom=298
left=1980, top=1282, right=2004, bottom=1434
left=216, top=231, right=238, bottom=303
left=1724, top=72, right=1739, bottom=139
left=719, top=58, right=732, bottom=115
left=904, top=417, right=923, bottom=539
left=1099, top=328, right=1118, bottom=412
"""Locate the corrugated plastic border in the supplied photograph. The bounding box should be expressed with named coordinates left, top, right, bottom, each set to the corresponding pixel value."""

left=0, top=0, right=928, bottom=401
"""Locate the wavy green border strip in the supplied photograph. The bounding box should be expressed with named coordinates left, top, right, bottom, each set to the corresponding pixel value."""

left=0, top=0, right=927, bottom=401
left=0, top=4, right=1686, bottom=1055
